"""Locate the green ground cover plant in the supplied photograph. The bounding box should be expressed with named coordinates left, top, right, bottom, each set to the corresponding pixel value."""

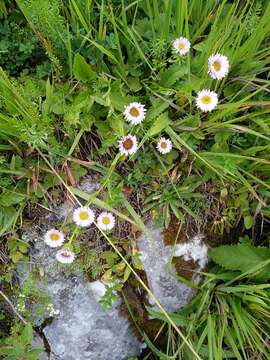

left=0, top=0, right=270, bottom=359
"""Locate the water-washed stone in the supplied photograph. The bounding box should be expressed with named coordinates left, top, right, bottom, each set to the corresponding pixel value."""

left=19, top=227, right=142, bottom=360
left=137, top=223, right=206, bottom=313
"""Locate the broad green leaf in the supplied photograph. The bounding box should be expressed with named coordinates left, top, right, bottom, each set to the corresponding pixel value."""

left=244, top=215, right=253, bottom=230
left=159, top=63, right=188, bottom=87
left=73, top=53, right=96, bottom=83
left=0, top=206, right=20, bottom=236
left=21, top=324, right=33, bottom=346
left=147, top=113, right=171, bottom=137
left=209, top=244, right=270, bottom=281
left=0, top=190, right=25, bottom=207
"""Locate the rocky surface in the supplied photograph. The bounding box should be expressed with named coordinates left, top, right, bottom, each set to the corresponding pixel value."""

left=17, top=175, right=207, bottom=359
left=137, top=223, right=206, bottom=313
left=18, top=227, right=142, bottom=360
left=173, top=234, right=208, bottom=269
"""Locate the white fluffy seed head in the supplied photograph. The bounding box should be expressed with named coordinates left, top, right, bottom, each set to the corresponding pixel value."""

left=156, top=137, right=173, bottom=154
left=44, top=229, right=65, bottom=248
left=172, top=37, right=190, bottom=56
left=208, top=53, right=229, bottom=80
left=124, top=102, right=146, bottom=125
left=56, top=249, right=75, bottom=264
left=97, top=212, right=116, bottom=231
left=196, top=89, right=218, bottom=112
left=73, top=207, right=95, bottom=227
left=118, top=134, right=138, bottom=156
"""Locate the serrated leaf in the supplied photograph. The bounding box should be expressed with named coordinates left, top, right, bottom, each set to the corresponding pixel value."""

left=0, top=191, right=25, bottom=206
left=147, top=113, right=171, bottom=137
left=209, top=244, right=270, bottom=280
left=146, top=100, right=169, bottom=122
left=159, top=63, right=188, bottom=87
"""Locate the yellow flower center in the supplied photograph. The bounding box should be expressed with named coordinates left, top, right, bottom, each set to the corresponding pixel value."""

left=122, top=138, right=133, bottom=150
left=160, top=142, right=167, bottom=149
left=129, top=107, right=139, bottom=117
left=102, top=216, right=110, bottom=225
left=61, top=251, right=70, bottom=258
left=79, top=212, right=89, bottom=220
left=213, top=61, right=221, bottom=71
left=201, top=95, right=211, bottom=105
left=50, top=233, right=60, bottom=241
left=178, top=43, right=185, bottom=50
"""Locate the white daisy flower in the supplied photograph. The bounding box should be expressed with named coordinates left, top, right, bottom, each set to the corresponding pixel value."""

left=118, top=134, right=138, bottom=156
left=208, top=53, right=229, bottom=80
left=73, top=207, right=95, bottom=227
left=44, top=229, right=65, bottom=248
left=173, top=37, right=190, bottom=56
left=97, top=212, right=115, bottom=231
left=196, top=89, right=218, bottom=112
left=157, top=137, right=172, bottom=154
left=124, top=102, right=146, bottom=125
left=56, top=249, right=75, bottom=264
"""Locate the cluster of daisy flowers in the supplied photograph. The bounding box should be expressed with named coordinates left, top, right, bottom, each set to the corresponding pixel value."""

left=119, top=38, right=229, bottom=157
left=44, top=38, right=229, bottom=264
left=173, top=36, right=229, bottom=112
left=119, top=103, right=173, bottom=156
left=44, top=207, right=116, bottom=265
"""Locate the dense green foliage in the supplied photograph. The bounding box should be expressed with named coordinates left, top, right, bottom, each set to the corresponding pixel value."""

left=148, top=243, right=270, bottom=359
left=0, top=323, right=43, bottom=360
left=0, top=0, right=270, bottom=359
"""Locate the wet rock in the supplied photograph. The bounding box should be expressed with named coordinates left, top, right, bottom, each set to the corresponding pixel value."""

left=18, top=227, right=142, bottom=360
left=137, top=223, right=206, bottom=313
left=173, top=234, right=208, bottom=269
left=78, top=175, right=100, bottom=194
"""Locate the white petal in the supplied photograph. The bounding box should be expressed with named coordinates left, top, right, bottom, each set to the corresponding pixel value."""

left=156, top=138, right=173, bottom=154
left=73, top=207, right=95, bottom=227
left=97, top=212, right=116, bottom=231
left=56, top=249, right=75, bottom=264
left=118, top=135, right=138, bottom=156
left=196, top=89, right=218, bottom=112
left=173, top=37, right=191, bottom=56
left=44, top=229, right=65, bottom=248
left=124, top=102, right=146, bottom=125
left=208, top=53, right=229, bottom=80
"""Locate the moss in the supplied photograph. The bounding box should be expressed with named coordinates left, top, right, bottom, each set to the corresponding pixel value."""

left=120, top=273, right=166, bottom=348
left=163, top=217, right=187, bottom=246
left=173, top=257, right=198, bottom=280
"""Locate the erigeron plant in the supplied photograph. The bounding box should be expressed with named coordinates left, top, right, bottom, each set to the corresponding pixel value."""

left=42, top=39, right=230, bottom=266
left=43, top=207, right=116, bottom=265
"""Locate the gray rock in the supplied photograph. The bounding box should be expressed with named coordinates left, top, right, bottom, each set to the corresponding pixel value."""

left=43, top=279, right=141, bottom=360
left=19, top=228, right=142, bottom=360
left=78, top=176, right=100, bottom=194
left=137, top=223, right=198, bottom=313
left=173, top=234, right=208, bottom=269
